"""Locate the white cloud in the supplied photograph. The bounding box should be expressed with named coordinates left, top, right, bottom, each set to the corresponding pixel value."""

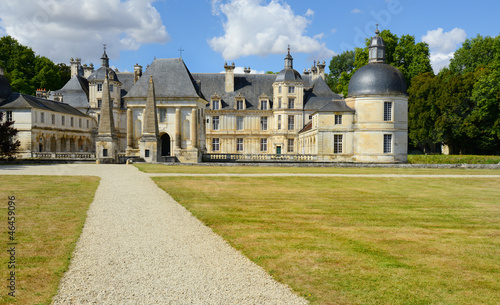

left=331, top=28, right=337, bottom=34
left=209, top=0, right=334, bottom=61
left=351, top=8, right=362, bottom=14
left=0, top=0, right=169, bottom=64
left=305, top=9, right=314, bottom=17
left=422, top=27, right=467, bottom=73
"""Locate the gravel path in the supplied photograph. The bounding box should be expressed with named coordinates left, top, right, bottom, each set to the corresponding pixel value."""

left=1, top=164, right=308, bottom=304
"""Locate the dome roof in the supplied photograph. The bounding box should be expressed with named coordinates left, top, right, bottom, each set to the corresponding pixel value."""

left=275, top=68, right=302, bottom=83
left=0, top=74, right=12, bottom=100
left=87, top=66, right=119, bottom=82
left=348, top=63, right=407, bottom=97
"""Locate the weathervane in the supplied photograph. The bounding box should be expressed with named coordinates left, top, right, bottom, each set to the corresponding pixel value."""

left=103, top=44, right=107, bottom=52
left=179, top=46, right=185, bottom=59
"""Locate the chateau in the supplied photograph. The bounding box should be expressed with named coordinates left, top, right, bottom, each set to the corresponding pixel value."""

left=0, top=30, right=408, bottom=163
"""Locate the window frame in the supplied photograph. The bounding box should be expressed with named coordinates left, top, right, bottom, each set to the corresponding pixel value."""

left=384, top=134, right=392, bottom=154
left=212, top=116, right=220, bottom=130
left=260, top=116, right=268, bottom=131
left=236, top=138, right=244, bottom=152
left=335, top=114, right=342, bottom=125
left=97, top=83, right=103, bottom=92
left=384, top=101, right=393, bottom=122
left=236, top=99, right=244, bottom=110
left=212, top=100, right=220, bottom=110
left=287, top=138, right=294, bottom=152
left=6, top=111, right=13, bottom=122
left=236, top=116, right=244, bottom=131
left=212, top=138, right=220, bottom=151
left=261, top=100, right=268, bottom=110
left=288, top=86, right=295, bottom=94
left=334, top=134, right=343, bottom=154
left=260, top=138, right=268, bottom=152
left=288, top=98, right=295, bottom=109
left=288, top=115, right=294, bottom=130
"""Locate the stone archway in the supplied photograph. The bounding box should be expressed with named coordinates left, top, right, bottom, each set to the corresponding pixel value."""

left=160, top=133, right=171, bottom=157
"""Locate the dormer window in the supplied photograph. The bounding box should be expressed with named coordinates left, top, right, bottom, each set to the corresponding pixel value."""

left=212, top=100, right=220, bottom=110
left=236, top=99, right=244, bottom=110
left=262, top=100, right=268, bottom=110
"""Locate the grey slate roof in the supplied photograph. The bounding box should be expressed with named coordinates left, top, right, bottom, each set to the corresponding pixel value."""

left=316, top=100, right=355, bottom=113
left=274, top=67, right=302, bottom=82
left=50, top=75, right=90, bottom=109
left=125, top=58, right=202, bottom=99
left=0, top=93, right=89, bottom=117
left=192, top=73, right=276, bottom=110
left=348, top=63, right=407, bottom=97
left=116, top=72, right=135, bottom=100
left=304, top=77, right=345, bottom=110
left=88, top=66, right=119, bottom=83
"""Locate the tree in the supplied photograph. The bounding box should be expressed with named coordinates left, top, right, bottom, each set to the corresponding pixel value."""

left=326, top=50, right=355, bottom=93
left=448, top=35, right=500, bottom=75
left=0, top=35, right=70, bottom=95
left=0, top=111, right=21, bottom=159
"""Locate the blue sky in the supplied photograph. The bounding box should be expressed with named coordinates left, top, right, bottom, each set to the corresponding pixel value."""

left=1, top=0, right=499, bottom=75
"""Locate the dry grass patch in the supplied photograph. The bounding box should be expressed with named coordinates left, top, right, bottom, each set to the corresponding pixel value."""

left=135, top=163, right=500, bottom=175
left=153, top=176, right=500, bottom=305
left=0, top=175, right=99, bottom=305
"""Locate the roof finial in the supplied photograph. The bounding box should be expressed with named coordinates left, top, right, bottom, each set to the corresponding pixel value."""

left=103, top=44, right=107, bottom=53
left=375, top=24, right=380, bottom=35
left=287, top=44, right=290, bottom=55
left=179, top=46, right=184, bottom=59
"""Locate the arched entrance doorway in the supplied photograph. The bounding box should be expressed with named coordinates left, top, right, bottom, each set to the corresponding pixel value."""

left=161, top=133, right=171, bottom=156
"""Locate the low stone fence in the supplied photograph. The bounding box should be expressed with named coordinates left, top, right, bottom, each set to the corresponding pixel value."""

left=202, top=153, right=317, bottom=162
left=32, top=152, right=96, bottom=160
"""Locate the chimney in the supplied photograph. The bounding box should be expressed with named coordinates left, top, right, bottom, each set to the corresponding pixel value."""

left=244, top=66, right=251, bottom=74
left=70, top=57, right=82, bottom=77
left=36, top=88, right=47, bottom=99
left=83, top=63, right=94, bottom=78
left=224, top=62, right=235, bottom=92
left=317, top=60, right=326, bottom=80
left=134, top=64, right=142, bottom=83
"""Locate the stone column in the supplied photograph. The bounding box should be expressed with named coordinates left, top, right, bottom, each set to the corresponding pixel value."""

left=190, top=108, right=197, bottom=149
left=127, top=108, right=133, bottom=149
left=175, top=107, right=181, bottom=149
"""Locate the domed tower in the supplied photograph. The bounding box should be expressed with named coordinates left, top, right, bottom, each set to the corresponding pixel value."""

left=272, top=47, right=305, bottom=154
left=346, top=28, right=408, bottom=163
left=87, top=46, right=122, bottom=110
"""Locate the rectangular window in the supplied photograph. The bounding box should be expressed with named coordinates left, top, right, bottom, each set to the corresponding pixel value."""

left=236, top=100, right=244, bottom=110
left=159, top=108, right=167, bottom=123
left=236, top=138, right=244, bottom=152
left=384, top=101, right=392, bottom=121
left=52, top=114, right=55, bottom=125
left=79, top=118, right=82, bottom=128
left=86, top=120, right=89, bottom=128
left=70, top=117, right=74, bottom=127
left=212, top=116, right=219, bottom=130
left=6, top=111, right=13, bottom=121
left=334, top=135, right=343, bottom=153
left=110, top=84, right=113, bottom=92
left=145, top=149, right=150, bottom=158
left=120, top=100, right=125, bottom=109
left=97, top=83, right=102, bottom=92
left=261, top=100, right=268, bottom=110
left=384, top=134, right=392, bottom=153
left=62, top=115, right=65, bottom=126
left=278, top=97, right=282, bottom=109
left=287, top=139, right=294, bottom=152
left=212, top=138, right=220, bottom=151
left=335, top=114, right=342, bottom=125
left=97, top=99, right=102, bottom=108
left=278, top=86, right=282, bottom=93
left=40, top=112, right=45, bottom=123
left=236, top=116, right=244, bottom=130
left=288, top=115, right=294, bottom=130
left=103, top=148, right=108, bottom=157
left=288, top=98, right=294, bottom=109
left=260, top=116, right=268, bottom=131
left=260, top=138, right=268, bottom=152
left=278, top=115, right=281, bottom=130
left=212, top=100, right=219, bottom=110
left=288, top=86, right=295, bottom=93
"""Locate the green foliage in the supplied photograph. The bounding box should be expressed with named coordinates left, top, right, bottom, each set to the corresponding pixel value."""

left=0, top=111, right=21, bottom=159
left=326, top=50, right=355, bottom=94
left=0, top=36, right=70, bottom=95
left=448, top=34, right=500, bottom=75
left=265, top=71, right=277, bottom=74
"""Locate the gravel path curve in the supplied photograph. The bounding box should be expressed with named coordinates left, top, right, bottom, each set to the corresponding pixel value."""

left=1, top=164, right=308, bottom=304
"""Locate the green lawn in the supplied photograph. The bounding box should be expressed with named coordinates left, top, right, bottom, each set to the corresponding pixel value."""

left=153, top=175, right=500, bottom=305
left=0, top=175, right=100, bottom=305
left=408, top=154, right=500, bottom=164
left=135, top=163, right=500, bottom=175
